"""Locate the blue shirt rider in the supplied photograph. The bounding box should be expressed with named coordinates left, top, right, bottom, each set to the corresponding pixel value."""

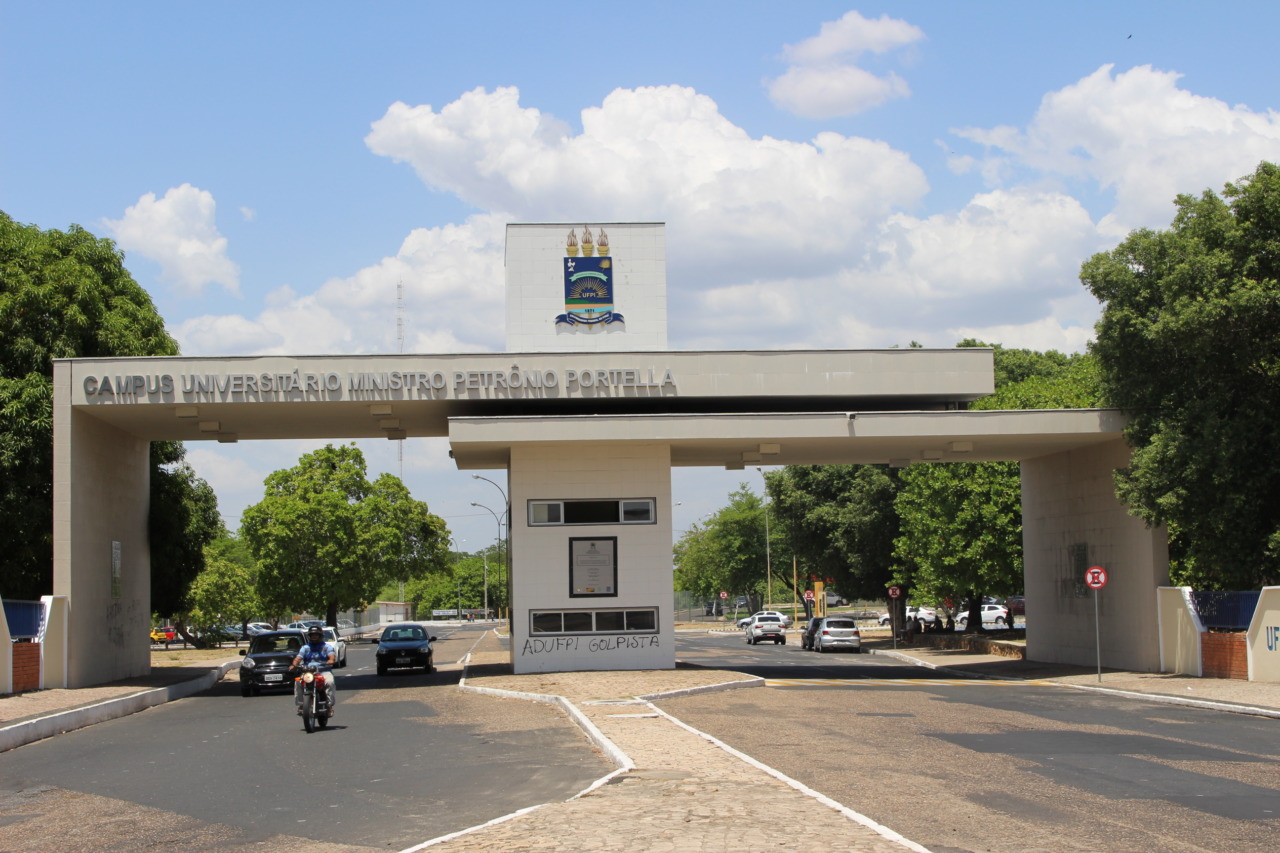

left=292, top=625, right=337, bottom=715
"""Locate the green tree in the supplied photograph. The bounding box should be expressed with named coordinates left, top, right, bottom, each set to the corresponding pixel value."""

left=1081, top=162, right=1280, bottom=589
left=240, top=444, right=449, bottom=625
left=403, top=551, right=489, bottom=615
left=0, top=212, right=220, bottom=603
left=893, top=460, right=1023, bottom=628
left=149, top=458, right=224, bottom=621
left=185, top=548, right=260, bottom=644
left=673, top=485, right=784, bottom=609
left=765, top=465, right=902, bottom=602
left=892, top=344, right=1101, bottom=627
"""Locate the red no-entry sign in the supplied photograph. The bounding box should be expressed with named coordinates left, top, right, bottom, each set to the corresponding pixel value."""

left=1085, top=566, right=1108, bottom=589
left=803, top=590, right=815, bottom=601
left=888, top=585, right=901, bottom=599
left=719, top=591, right=728, bottom=599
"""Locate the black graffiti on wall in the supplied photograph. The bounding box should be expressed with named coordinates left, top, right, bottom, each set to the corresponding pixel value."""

left=520, top=635, right=660, bottom=656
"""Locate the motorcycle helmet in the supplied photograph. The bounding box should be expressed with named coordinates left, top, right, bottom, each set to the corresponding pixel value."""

left=307, top=626, right=323, bottom=641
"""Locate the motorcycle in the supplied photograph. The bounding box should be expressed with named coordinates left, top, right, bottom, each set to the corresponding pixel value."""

left=294, top=662, right=332, bottom=733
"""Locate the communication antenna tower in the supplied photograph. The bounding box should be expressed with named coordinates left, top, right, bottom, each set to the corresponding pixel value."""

left=397, top=280, right=404, bottom=479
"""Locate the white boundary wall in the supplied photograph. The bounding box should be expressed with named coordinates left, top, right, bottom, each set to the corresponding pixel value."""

left=1247, top=586, right=1280, bottom=682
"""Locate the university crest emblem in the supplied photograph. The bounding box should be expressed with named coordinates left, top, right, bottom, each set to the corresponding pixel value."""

left=555, top=227, right=624, bottom=326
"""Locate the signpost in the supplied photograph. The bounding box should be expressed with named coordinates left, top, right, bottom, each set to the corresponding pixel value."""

left=888, top=585, right=902, bottom=649
left=1086, top=566, right=1108, bottom=682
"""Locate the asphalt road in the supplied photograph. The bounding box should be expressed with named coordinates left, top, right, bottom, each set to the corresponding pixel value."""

left=0, top=626, right=611, bottom=852
left=664, top=632, right=1280, bottom=853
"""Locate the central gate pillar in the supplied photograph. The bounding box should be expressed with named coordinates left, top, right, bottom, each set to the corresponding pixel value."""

left=508, top=442, right=674, bottom=674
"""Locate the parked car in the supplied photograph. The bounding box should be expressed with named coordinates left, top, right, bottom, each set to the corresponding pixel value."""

left=238, top=630, right=306, bottom=696
left=704, top=600, right=724, bottom=616
left=824, top=591, right=847, bottom=607
left=286, top=619, right=325, bottom=631
left=375, top=622, right=436, bottom=675
left=810, top=616, right=862, bottom=653
left=956, top=604, right=1009, bottom=628
left=737, top=610, right=792, bottom=629
left=734, top=595, right=748, bottom=608
left=800, top=617, right=823, bottom=650
left=323, top=626, right=348, bottom=668
left=245, top=622, right=274, bottom=636
left=150, top=626, right=175, bottom=644
left=878, top=606, right=937, bottom=626
left=1004, top=596, right=1025, bottom=618
left=744, top=614, right=787, bottom=645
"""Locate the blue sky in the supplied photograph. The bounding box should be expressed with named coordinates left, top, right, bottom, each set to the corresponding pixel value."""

left=5, top=3, right=1280, bottom=557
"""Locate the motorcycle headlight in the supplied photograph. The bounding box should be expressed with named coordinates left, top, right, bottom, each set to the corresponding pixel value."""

left=241, top=658, right=256, bottom=670
left=302, top=671, right=315, bottom=683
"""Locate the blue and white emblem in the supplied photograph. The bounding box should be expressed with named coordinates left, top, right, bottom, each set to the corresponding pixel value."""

left=555, top=255, right=625, bottom=326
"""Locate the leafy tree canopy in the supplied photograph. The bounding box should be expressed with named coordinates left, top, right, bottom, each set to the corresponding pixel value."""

left=674, top=485, right=786, bottom=607
left=1081, top=161, right=1280, bottom=589
left=0, top=212, right=210, bottom=601
left=150, top=458, right=224, bottom=618
left=891, top=342, right=1100, bottom=625
left=240, top=444, right=449, bottom=625
left=765, top=464, right=901, bottom=602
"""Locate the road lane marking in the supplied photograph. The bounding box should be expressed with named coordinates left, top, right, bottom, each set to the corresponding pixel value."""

left=766, top=678, right=1055, bottom=687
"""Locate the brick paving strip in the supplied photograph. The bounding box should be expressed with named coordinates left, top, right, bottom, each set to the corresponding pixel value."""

left=414, top=650, right=929, bottom=853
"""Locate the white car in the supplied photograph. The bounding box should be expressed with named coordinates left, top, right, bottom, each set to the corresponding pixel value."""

left=956, top=604, right=1009, bottom=628
left=878, top=606, right=937, bottom=626
left=322, top=626, right=349, bottom=667
left=737, top=610, right=793, bottom=629
left=744, top=614, right=787, bottom=645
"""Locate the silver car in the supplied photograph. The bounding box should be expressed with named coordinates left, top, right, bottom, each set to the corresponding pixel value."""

left=810, top=616, right=862, bottom=653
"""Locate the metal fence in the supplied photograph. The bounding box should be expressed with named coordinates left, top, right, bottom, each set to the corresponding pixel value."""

left=1189, top=590, right=1260, bottom=630
left=3, top=599, right=45, bottom=639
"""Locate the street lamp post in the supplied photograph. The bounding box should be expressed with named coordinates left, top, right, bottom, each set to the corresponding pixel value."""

left=757, top=468, right=772, bottom=610
left=472, top=475, right=510, bottom=622
left=450, top=537, right=465, bottom=622
left=470, top=502, right=504, bottom=620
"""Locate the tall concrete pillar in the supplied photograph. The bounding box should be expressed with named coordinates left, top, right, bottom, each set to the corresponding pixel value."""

left=54, top=363, right=152, bottom=687
left=508, top=442, right=674, bottom=674
left=1021, top=438, right=1170, bottom=672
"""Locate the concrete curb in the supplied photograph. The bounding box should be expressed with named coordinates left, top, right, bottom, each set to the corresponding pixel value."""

left=873, top=649, right=1280, bottom=720
left=0, top=660, right=239, bottom=753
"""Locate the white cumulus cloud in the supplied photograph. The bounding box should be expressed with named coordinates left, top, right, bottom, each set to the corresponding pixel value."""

left=367, top=84, right=929, bottom=287
left=953, top=64, right=1280, bottom=236
left=173, top=214, right=506, bottom=356
left=188, top=64, right=1280, bottom=364
left=767, top=10, right=924, bottom=119
left=104, top=184, right=240, bottom=297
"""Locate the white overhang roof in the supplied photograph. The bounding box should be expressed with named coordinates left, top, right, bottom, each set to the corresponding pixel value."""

left=446, top=408, right=1129, bottom=470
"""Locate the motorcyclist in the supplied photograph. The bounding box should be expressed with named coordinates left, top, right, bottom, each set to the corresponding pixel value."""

left=292, top=625, right=337, bottom=716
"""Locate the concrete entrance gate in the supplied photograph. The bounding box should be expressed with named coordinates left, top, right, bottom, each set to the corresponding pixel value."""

left=50, top=223, right=1168, bottom=686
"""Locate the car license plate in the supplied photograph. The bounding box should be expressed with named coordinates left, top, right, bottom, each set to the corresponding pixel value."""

left=396, top=657, right=410, bottom=664
left=264, top=674, right=282, bottom=682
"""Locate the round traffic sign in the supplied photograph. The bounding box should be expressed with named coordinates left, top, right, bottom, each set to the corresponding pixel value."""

left=888, top=585, right=901, bottom=599
left=803, top=590, right=815, bottom=601
left=1085, top=566, right=1108, bottom=589
left=719, top=591, right=728, bottom=599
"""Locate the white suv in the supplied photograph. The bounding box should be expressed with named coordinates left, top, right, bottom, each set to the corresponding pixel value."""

left=745, top=614, right=787, bottom=645
left=879, top=606, right=937, bottom=626
left=956, top=604, right=1009, bottom=628
left=322, top=627, right=348, bottom=667
left=737, top=610, right=793, bottom=629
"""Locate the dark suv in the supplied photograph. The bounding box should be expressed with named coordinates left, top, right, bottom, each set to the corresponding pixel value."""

left=238, top=630, right=306, bottom=696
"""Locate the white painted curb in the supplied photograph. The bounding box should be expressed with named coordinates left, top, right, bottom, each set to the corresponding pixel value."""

left=0, top=660, right=239, bottom=753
